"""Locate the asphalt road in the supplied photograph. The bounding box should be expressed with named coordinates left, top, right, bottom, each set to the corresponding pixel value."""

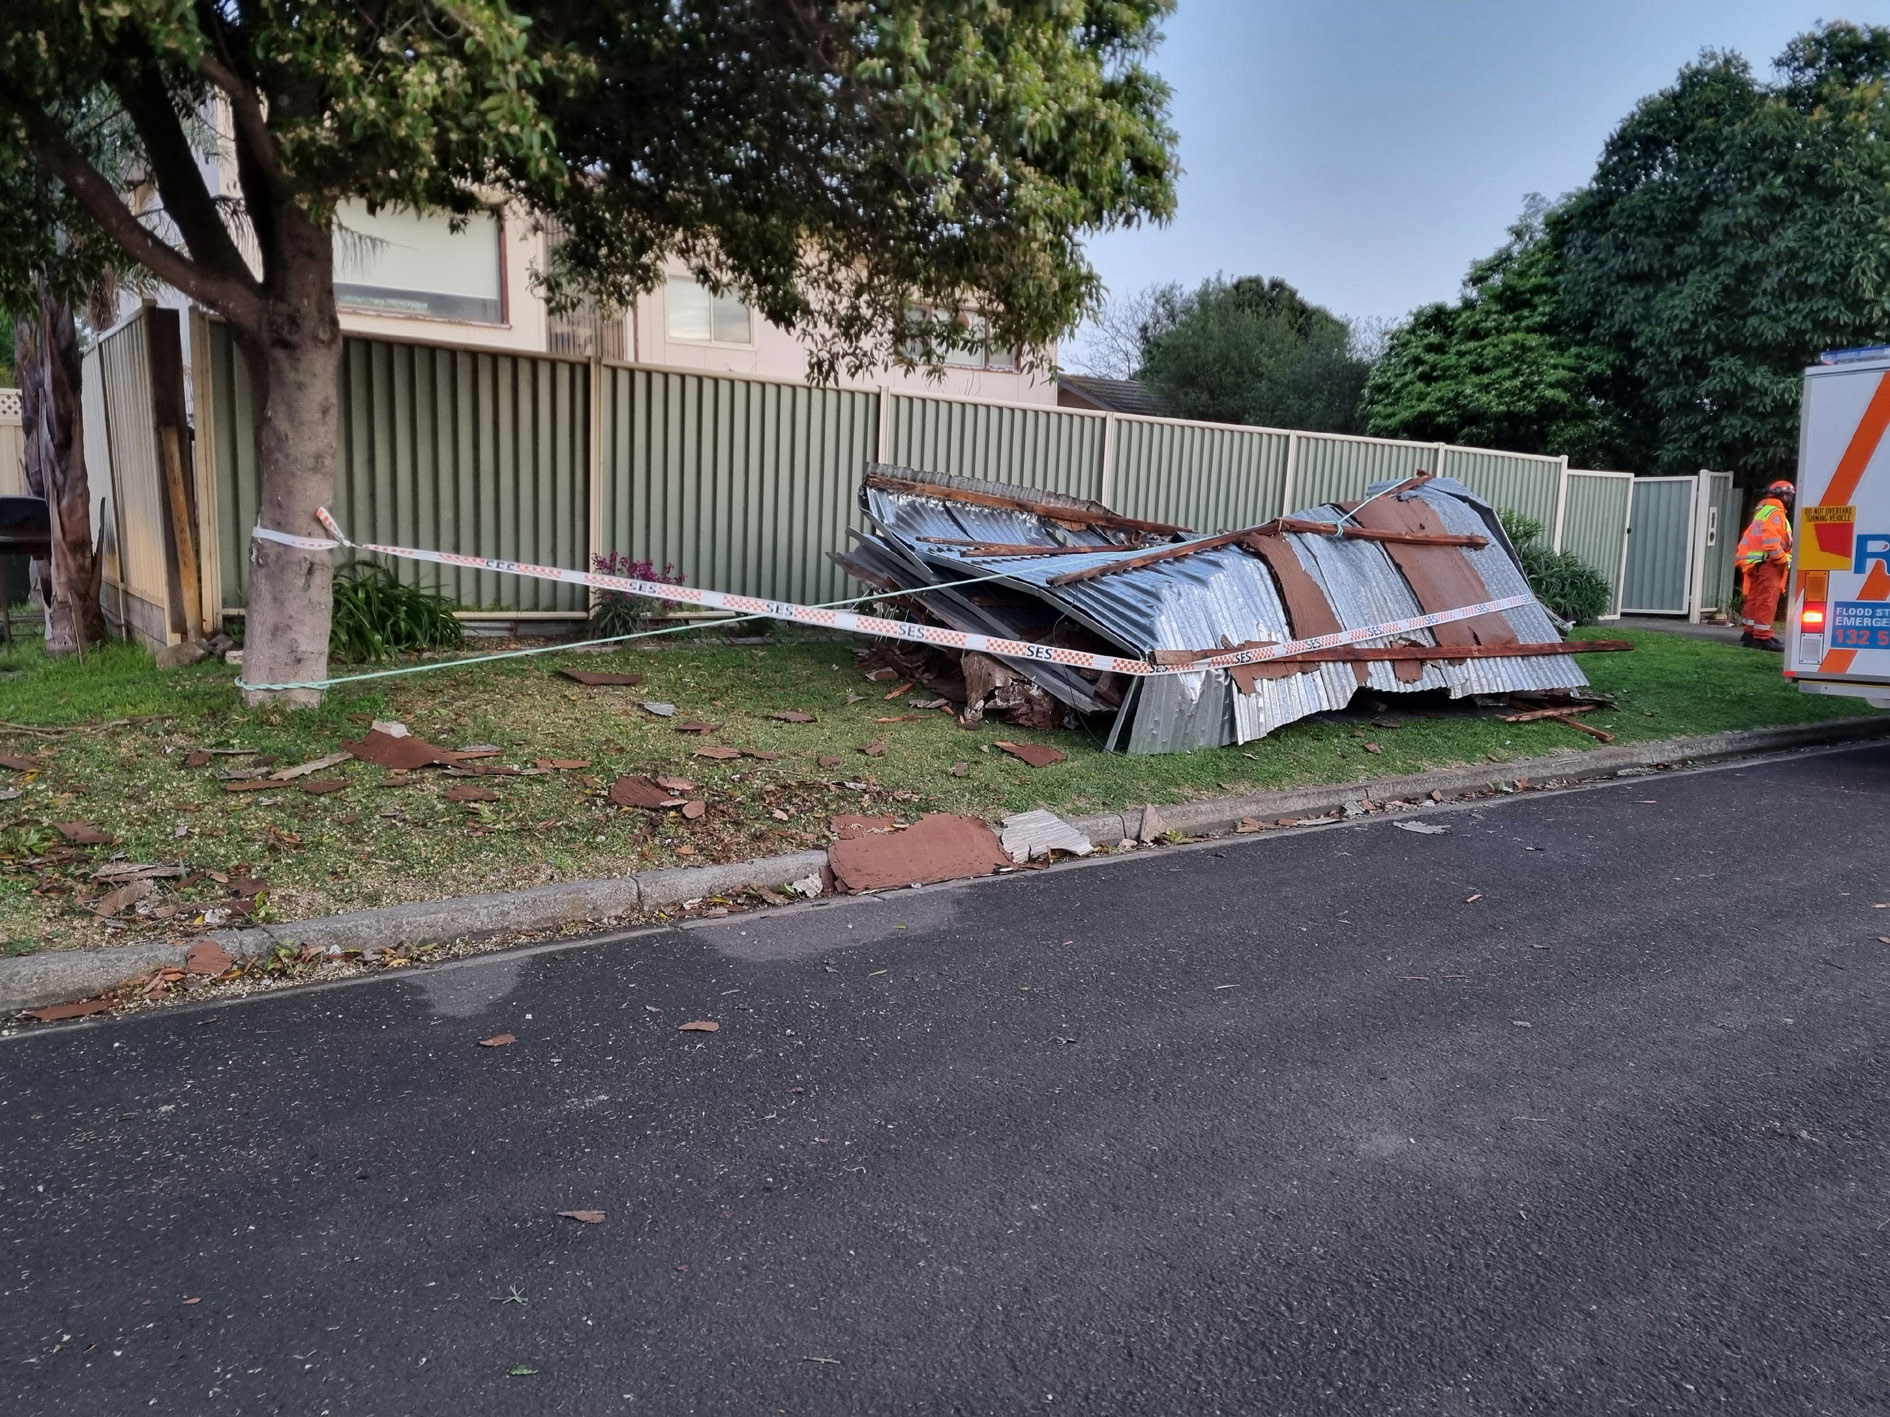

left=4, top=745, right=1889, bottom=1416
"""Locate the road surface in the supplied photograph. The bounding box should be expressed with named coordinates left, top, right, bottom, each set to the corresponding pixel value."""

left=3, top=745, right=1888, bottom=1415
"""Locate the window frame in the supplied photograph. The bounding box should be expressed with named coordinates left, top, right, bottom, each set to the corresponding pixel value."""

left=664, top=274, right=756, bottom=348
left=332, top=202, right=510, bottom=328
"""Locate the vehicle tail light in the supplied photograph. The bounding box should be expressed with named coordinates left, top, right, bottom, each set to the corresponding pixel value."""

left=1800, top=570, right=1828, bottom=633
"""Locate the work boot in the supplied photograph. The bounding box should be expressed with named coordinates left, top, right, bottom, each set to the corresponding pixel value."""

left=1751, top=635, right=1784, bottom=652
left=1740, top=631, right=1756, bottom=646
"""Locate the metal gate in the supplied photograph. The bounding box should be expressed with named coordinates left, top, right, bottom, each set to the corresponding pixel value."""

left=1622, top=471, right=1738, bottom=620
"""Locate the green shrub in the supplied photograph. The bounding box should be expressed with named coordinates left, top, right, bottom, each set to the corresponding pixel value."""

left=1497, top=508, right=1614, bottom=625
left=329, top=562, right=465, bottom=661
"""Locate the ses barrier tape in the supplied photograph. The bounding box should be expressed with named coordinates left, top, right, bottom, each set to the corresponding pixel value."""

left=260, top=510, right=1536, bottom=681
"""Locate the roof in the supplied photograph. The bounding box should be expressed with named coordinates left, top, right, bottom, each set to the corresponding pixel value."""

left=842, top=464, right=1590, bottom=754
left=1056, top=374, right=1175, bottom=418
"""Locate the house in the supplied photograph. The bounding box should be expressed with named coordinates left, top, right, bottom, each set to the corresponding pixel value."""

left=1055, top=374, right=1174, bottom=418
left=197, top=191, right=1059, bottom=404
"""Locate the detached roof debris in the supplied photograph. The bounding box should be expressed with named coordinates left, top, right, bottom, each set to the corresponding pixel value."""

left=833, top=464, right=1626, bottom=754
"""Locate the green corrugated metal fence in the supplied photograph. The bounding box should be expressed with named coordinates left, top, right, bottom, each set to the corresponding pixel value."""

left=200, top=322, right=1633, bottom=621
left=1562, top=471, right=1634, bottom=615
left=1110, top=418, right=1288, bottom=530
left=600, top=366, right=876, bottom=607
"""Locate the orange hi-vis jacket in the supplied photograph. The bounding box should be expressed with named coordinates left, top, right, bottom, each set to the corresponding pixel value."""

left=1736, top=496, right=1793, bottom=569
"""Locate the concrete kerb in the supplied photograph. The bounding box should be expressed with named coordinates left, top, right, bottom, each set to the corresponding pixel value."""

left=3, top=719, right=1883, bottom=1015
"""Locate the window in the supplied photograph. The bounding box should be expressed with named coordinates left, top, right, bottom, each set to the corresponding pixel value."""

left=333, top=201, right=504, bottom=323
left=666, top=276, right=752, bottom=344
left=906, top=306, right=1015, bottom=371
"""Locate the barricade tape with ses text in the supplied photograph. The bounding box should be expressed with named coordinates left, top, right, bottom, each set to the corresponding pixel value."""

left=255, top=511, right=1538, bottom=681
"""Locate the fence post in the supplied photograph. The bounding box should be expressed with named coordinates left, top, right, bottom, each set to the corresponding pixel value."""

left=1434, top=441, right=1448, bottom=477
left=1551, top=454, right=1570, bottom=552
left=187, top=306, right=222, bottom=636
left=586, top=356, right=602, bottom=609
left=1099, top=411, right=1118, bottom=507
left=1280, top=430, right=1300, bottom=517
left=875, top=386, right=891, bottom=466
left=1685, top=469, right=1711, bottom=625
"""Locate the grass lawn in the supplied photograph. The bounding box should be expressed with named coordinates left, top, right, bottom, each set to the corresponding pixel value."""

left=0, top=624, right=1873, bottom=953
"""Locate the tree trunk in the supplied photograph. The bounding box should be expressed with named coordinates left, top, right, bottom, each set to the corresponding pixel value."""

left=16, top=287, right=106, bottom=654
left=237, top=208, right=340, bottom=708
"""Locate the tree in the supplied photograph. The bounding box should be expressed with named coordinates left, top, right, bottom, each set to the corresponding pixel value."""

left=15, top=283, right=107, bottom=653
left=0, top=2, right=1177, bottom=703
left=1362, top=198, right=1636, bottom=469
left=1553, top=22, right=1890, bottom=484
left=1135, top=275, right=1372, bottom=431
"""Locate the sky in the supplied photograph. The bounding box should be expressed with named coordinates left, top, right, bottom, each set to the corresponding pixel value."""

left=1070, top=0, right=1890, bottom=366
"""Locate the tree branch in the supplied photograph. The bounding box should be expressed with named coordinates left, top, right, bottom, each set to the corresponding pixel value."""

left=196, top=51, right=289, bottom=205
left=16, top=103, right=263, bottom=329
left=115, top=60, right=258, bottom=287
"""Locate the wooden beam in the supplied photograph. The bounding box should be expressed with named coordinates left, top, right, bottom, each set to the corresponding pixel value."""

left=914, top=537, right=1124, bottom=557
left=864, top=471, right=1188, bottom=536
left=1270, top=517, right=1489, bottom=548
left=1156, top=639, right=1634, bottom=667
left=1047, top=525, right=1260, bottom=585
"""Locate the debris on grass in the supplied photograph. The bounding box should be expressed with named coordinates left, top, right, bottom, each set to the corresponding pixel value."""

left=608, top=776, right=674, bottom=809
left=769, top=711, right=817, bottom=723
left=52, top=822, right=114, bottom=845
left=300, top=778, right=348, bottom=795
left=639, top=701, right=677, bottom=717
left=268, top=751, right=353, bottom=782
left=558, top=669, right=645, bottom=687
left=831, top=815, right=895, bottom=840
left=90, top=878, right=155, bottom=917
left=692, top=745, right=742, bottom=761
left=995, top=741, right=1066, bottom=768
left=675, top=720, right=717, bottom=735
left=859, top=739, right=888, bottom=757
left=446, top=783, right=500, bottom=803
left=949, top=761, right=970, bottom=777
left=340, top=729, right=458, bottom=771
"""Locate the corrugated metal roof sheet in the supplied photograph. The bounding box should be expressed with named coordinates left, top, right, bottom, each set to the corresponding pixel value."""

left=848, top=467, right=1591, bottom=753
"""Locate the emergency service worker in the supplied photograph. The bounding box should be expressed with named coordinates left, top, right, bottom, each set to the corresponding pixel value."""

left=1736, top=479, right=1795, bottom=650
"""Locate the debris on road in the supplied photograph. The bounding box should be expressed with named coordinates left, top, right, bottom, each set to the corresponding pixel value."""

left=557, top=1210, right=606, bottom=1223
left=999, top=810, right=1095, bottom=863
left=479, top=1033, right=517, bottom=1047
left=1394, top=821, right=1450, bottom=835
left=679, top=1020, right=719, bottom=1032
left=828, top=813, right=1011, bottom=893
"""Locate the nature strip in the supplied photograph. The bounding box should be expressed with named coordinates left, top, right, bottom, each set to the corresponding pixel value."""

left=232, top=509, right=1537, bottom=693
